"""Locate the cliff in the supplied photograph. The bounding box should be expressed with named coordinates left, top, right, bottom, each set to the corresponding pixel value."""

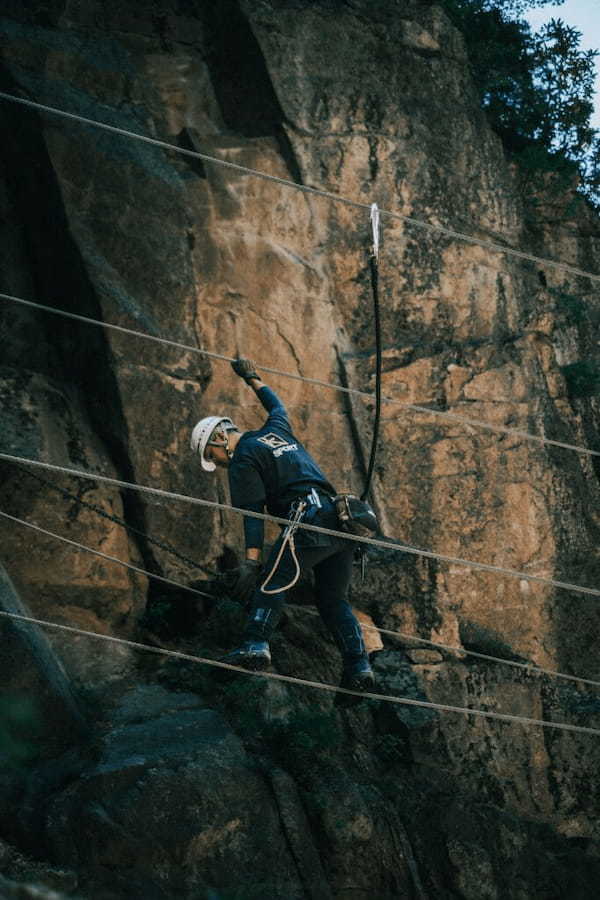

left=1, top=1, right=600, bottom=898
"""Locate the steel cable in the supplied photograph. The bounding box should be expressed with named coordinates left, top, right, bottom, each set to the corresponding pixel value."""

left=0, top=509, right=214, bottom=600
left=1, top=91, right=599, bottom=284
left=2, top=451, right=600, bottom=600
left=301, top=608, right=600, bottom=689
left=1, top=94, right=599, bottom=734
left=12, top=462, right=217, bottom=577
left=1, top=606, right=598, bottom=735
left=2, top=291, right=599, bottom=460
left=3, top=506, right=600, bottom=690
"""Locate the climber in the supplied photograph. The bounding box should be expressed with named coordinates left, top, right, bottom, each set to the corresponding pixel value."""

left=190, top=358, right=375, bottom=693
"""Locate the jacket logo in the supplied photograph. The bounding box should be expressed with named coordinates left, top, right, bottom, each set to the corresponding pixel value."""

left=258, top=433, right=288, bottom=450
left=273, top=443, right=298, bottom=458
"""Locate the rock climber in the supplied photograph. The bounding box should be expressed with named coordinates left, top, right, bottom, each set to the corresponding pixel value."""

left=190, top=358, right=375, bottom=692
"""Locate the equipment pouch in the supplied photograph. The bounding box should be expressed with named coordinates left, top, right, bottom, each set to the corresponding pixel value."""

left=333, top=494, right=378, bottom=537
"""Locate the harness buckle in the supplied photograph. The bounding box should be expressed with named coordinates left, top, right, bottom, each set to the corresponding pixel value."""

left=308, top=487, right=322, bottom=508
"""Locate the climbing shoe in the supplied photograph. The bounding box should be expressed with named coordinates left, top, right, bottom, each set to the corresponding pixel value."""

left=342, top=656, right=375, bottom=690
left=220, top=640, right=271, bottom=671
left=335, top=657, right=375, bottom=708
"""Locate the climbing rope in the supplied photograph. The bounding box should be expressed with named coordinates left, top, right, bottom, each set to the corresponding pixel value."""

left=2, top=451, right=600, bottom=600
left=10, top=462, right=217, bottom=577
left=1, top=606, right=599, bottom=736
left=361, top=203, right=382, bottom=502
left=1, top=91, right=600, bottom=284
left=260, top=499, right=307, bottom=594
left=2, top=291, right=599, bottom=460
left=3, top=506, right=600, bottom=691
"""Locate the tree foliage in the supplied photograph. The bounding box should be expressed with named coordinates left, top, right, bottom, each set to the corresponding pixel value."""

left=440, top=0, right=600, bottom=205
left=477, top=0, right=563, bottom=14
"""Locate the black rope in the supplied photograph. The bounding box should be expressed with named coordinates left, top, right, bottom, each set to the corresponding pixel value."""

left=362, top=252, right=382, bottom=501
left=9, top=462, right=217, bottom=577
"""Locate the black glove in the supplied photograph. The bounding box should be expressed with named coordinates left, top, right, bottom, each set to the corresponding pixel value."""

left=222, top=559, right=262, bottom=606
left=231, top=358, right=259, bottom=383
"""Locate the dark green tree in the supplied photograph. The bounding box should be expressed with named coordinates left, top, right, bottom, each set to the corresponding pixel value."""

left=440, top=0, right=600, bottom=204
left=532, top=20, right=597, bottom=152
left=480, top=0, right=563, bottom=13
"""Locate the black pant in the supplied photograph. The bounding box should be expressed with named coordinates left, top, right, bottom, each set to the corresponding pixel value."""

left=244, top=502, right=367, bottom=662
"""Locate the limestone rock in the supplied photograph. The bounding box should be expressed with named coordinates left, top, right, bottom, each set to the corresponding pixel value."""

left=406, top=648, right=444, bottom=664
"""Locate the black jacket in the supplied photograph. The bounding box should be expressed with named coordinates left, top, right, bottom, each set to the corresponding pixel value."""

left=228, top=386, right=336, bottom=548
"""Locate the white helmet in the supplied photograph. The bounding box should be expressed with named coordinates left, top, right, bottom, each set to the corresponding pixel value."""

left=190, top=415, right=237, bottom=471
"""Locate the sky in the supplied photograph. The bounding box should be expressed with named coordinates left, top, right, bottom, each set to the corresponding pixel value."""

left=524, top=0, right=600, bottom=128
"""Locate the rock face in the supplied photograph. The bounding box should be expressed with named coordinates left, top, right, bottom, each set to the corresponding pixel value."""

left=45, top=685, right=313, bottom=899
left=1, top=1, right=600, bottom=897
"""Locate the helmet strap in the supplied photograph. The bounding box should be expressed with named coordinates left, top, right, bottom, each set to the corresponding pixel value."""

left=208, top=428, right=236, bottom=461
left=224, top=430, right=236, bottom=460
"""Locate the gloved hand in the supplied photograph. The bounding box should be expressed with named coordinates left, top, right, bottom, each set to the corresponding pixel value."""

left=222, top=559, right=262, bottom=606
left=231, top=357, right=259, bottom=383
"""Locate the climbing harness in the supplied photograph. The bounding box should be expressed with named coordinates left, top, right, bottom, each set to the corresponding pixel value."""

left=5, top=503, right=600, bottom=691
left=8, top=451, right=600, bottom=600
